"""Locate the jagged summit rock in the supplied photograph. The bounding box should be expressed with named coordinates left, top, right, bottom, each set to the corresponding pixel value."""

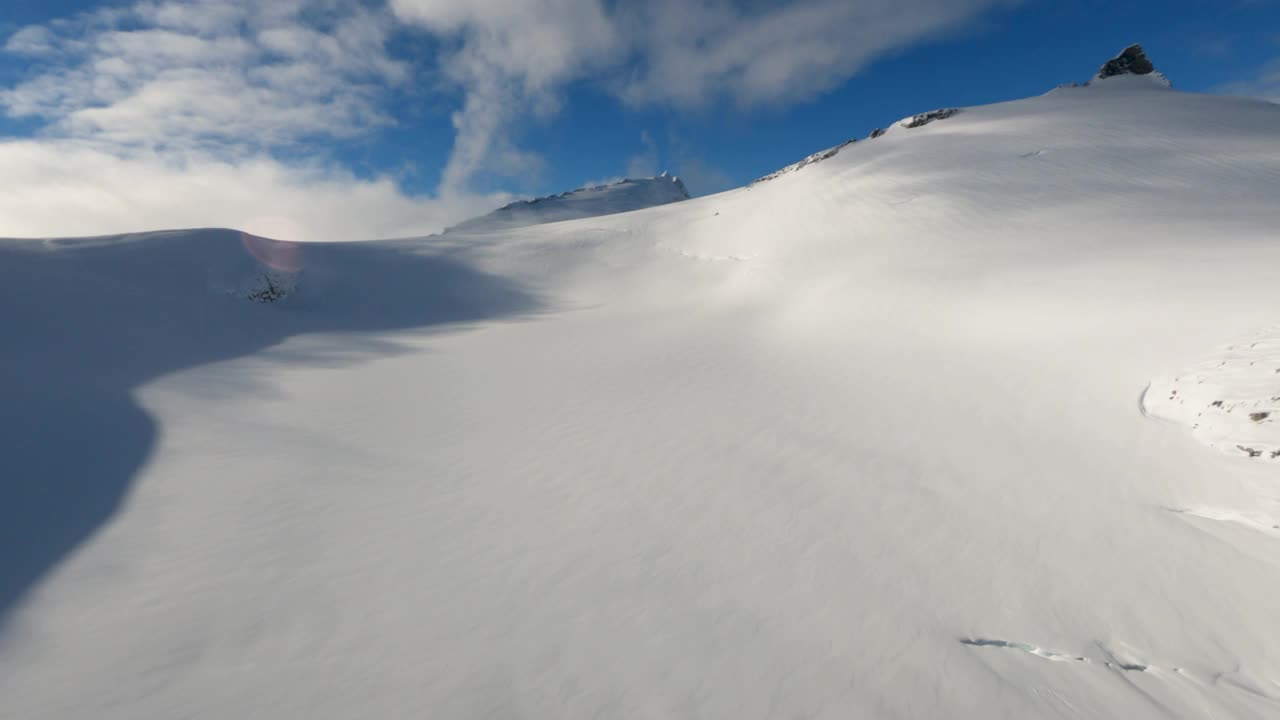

left=1090, top=44, right=1171, bottom=87
left=1098, top=44, right=1155, bottom=78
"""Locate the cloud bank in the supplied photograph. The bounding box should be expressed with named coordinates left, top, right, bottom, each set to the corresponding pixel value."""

left=1, top=0, right=1016, bottom=239
left=0, top=140, right=501, bottom=241
left=0, top=0, right=504, bottom=240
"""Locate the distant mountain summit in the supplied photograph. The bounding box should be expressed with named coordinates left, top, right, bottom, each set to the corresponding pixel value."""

left=751, top=44, right=1177, bottom=191
left=1089, top=44, right=1171, bottom=87
left=449, top=173, right=690, bottom=233
left=1097, top=44, right=1156, bottom=79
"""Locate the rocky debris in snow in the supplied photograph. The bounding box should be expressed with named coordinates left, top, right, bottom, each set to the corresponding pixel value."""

left=243, top=269, right=297, bottom=303
left=1142, top=326, right=1280, bottom=460
left=900, top=108, right=961, bottom=129
left=753, top=108, right=960, bottom=188
left=750, top=139, right=856, bottom=185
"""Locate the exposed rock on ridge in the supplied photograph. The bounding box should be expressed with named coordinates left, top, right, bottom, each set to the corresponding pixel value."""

left=1090, top=44, right=1171, bottom=87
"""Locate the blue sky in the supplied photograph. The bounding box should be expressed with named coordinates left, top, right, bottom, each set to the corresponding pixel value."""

left=1, top=0, right=1278, bottom=240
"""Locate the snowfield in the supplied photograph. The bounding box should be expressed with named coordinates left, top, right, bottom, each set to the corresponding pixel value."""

left=1143, top=325, right=1280, bottom=462
left=4, top=70, right=1280, bottom=719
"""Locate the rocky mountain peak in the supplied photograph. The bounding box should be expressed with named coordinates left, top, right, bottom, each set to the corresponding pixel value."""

left=1098, top=44, right=1156, bottom=78
left=1091, top=44, right=1171, bottom=87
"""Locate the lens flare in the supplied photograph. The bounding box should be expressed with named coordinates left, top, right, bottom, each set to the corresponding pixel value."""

left=241, top=232, right=303, bottom=273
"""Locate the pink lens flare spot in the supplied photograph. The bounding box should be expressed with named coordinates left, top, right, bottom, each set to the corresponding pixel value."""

left=243, top=216, right=306, bottom=242
left=241, top=232, right=303, bottom=273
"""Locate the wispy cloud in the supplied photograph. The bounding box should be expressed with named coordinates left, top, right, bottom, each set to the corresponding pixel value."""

left=3, top=1, right=404, bottom=152
left=390, top=0, right=622, bottom=192
left=617, top=0, right=1017, bottom=107
left=0, top=0, right=505, bottom=240
left=674, top=157, right=734, bottom=197
left=1217, top=57, right=1280, bottom=103
left=392, top=0, right=1015, bottom=191
left=625, top=130, right=660, bottom=179
left=0, top=139, right=502, bottom=240
left=1, top=0, right=1018, bottom=238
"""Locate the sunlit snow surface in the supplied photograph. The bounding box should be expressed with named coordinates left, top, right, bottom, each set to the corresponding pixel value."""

left=4, top=76, right=1280, bottom=718
left=1144, top=325, right=1280, bottom=462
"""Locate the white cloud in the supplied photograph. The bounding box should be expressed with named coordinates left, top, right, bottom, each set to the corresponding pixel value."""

left=3, top=25, right=59, bottom=56
left=392, top=0, right=1015, bottom=190
left=624, top=130, right=660, bottom=179
left=1, top=0, right=1019, bottom=239
left=1218, top=58, right=1280, bottom=103
left=0, top=0, right=504, bottom=240
left=0, top=140, right=505, bottom=241
left=575, top=131, right=662, bottom=189
left=618, top=0, right=1017, bottom=107
left=2, top=1, right=404, bottom=152
left=390, top=0, right=621, bottom=191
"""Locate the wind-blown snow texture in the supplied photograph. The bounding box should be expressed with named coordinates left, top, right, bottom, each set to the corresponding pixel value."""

left=5, top=55, right=1280, bottom=719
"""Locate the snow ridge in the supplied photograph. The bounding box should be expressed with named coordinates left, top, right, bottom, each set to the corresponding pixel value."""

left=750, top=105, right=963, bottom=186
left=751, top=44, right=1173, bottom=189
left=750, top=140, right=857, bottom=185
left=899, top=108, right=962, bottom=129
left=448, top=173, right=689, bottom=233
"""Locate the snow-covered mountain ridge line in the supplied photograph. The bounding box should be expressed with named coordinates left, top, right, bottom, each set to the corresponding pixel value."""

left=446, top=173, right=689, bottom=233
left=752, top=43, right=1172, bottom=186
left=748, top=105, right=973, bottom=185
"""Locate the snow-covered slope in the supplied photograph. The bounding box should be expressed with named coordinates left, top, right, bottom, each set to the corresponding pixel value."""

left=5, top=50, right=1280, bottom=719
left=446, top=173, right=689, bottom=232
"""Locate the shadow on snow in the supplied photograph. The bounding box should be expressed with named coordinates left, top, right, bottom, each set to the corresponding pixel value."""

left=0, top=229, right=539, bottom=628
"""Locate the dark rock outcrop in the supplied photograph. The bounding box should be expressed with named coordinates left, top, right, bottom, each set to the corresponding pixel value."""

left=1089, top=44, right=1170, bottom=87
left=900, top=108, right=961, bottom=129
left=751, top=139, right=857, bottom=185
left=1096, top=44, right=1156, bottom=79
